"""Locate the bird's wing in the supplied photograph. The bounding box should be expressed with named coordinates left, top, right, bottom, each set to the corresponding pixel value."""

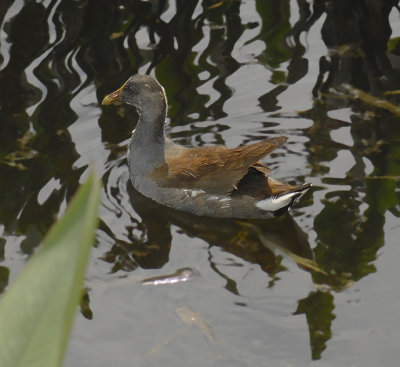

left=151, top=136, right=287, bottom=194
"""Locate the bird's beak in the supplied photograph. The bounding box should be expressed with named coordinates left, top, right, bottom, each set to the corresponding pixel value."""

left=102, top=87, right=123, bottom=105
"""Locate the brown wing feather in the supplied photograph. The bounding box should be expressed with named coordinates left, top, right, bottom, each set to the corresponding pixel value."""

left=152, top=136, right=288, bottom=193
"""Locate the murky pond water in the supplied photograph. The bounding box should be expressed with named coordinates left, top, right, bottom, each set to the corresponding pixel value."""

left=1, top=0, right=400, bottom=366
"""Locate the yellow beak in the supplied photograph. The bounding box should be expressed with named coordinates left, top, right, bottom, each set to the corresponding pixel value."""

left=102, top=87, right=123, bottom=105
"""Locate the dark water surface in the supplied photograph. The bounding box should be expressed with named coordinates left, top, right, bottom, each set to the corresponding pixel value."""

left=1, top=0, right=400, bottom=365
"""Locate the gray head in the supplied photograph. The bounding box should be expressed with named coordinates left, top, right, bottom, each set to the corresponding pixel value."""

left=102, top=74, right=167, bottom=116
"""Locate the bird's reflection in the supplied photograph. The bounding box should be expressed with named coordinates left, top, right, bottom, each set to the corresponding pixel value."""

left=109, top=182, right=314, bottom=278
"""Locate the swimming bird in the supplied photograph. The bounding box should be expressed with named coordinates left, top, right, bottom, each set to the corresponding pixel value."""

left=102, top=74, right=311, bottom=218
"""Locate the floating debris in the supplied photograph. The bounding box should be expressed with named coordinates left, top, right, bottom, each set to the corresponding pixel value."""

left=140, top=267, right=199, bottom=286
left=176, top=306, right=215, bottom=343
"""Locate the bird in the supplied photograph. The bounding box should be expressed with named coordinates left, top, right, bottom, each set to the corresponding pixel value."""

left=102, top=74, right=311, bottom=218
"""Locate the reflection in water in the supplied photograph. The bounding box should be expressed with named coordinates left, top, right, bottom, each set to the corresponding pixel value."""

left=100, top=177, right=338, bottom=356
left=126, top=183, right=313, bottom=279
left=1, top=0, right=400, bottom=364
left=102, top=177, right=339, bottom=356
left=80, top=287, right=93, bottom=321
left=101, top=175, right=314, bottom=279
left=294, top=290, right=335, bottom=361
left=292, top=1, right=400, bottom=289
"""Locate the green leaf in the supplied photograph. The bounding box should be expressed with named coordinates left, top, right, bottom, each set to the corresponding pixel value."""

left=0, top=173, right=101, bottom=367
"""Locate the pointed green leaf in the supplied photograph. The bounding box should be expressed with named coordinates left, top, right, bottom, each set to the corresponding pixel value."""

left=0, top=173, right=101, bottom=367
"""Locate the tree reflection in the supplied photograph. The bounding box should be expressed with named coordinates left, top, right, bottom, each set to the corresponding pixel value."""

left=291, top=0, right=400, bottom=358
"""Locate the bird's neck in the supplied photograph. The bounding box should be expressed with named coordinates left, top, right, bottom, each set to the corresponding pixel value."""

left=136, top=91, right=167, bottom=142
left=129, top=99, right=168, bottom=172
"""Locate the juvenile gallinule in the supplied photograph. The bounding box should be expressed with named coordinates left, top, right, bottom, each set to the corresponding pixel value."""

left=102, top=75, right=311, bottom=218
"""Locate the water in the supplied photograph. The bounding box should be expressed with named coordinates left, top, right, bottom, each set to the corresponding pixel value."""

left=1, top=0, right=400, bottom=365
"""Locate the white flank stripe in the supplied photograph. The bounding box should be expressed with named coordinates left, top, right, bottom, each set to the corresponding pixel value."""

left=256, top=192, right=299, bottom=211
